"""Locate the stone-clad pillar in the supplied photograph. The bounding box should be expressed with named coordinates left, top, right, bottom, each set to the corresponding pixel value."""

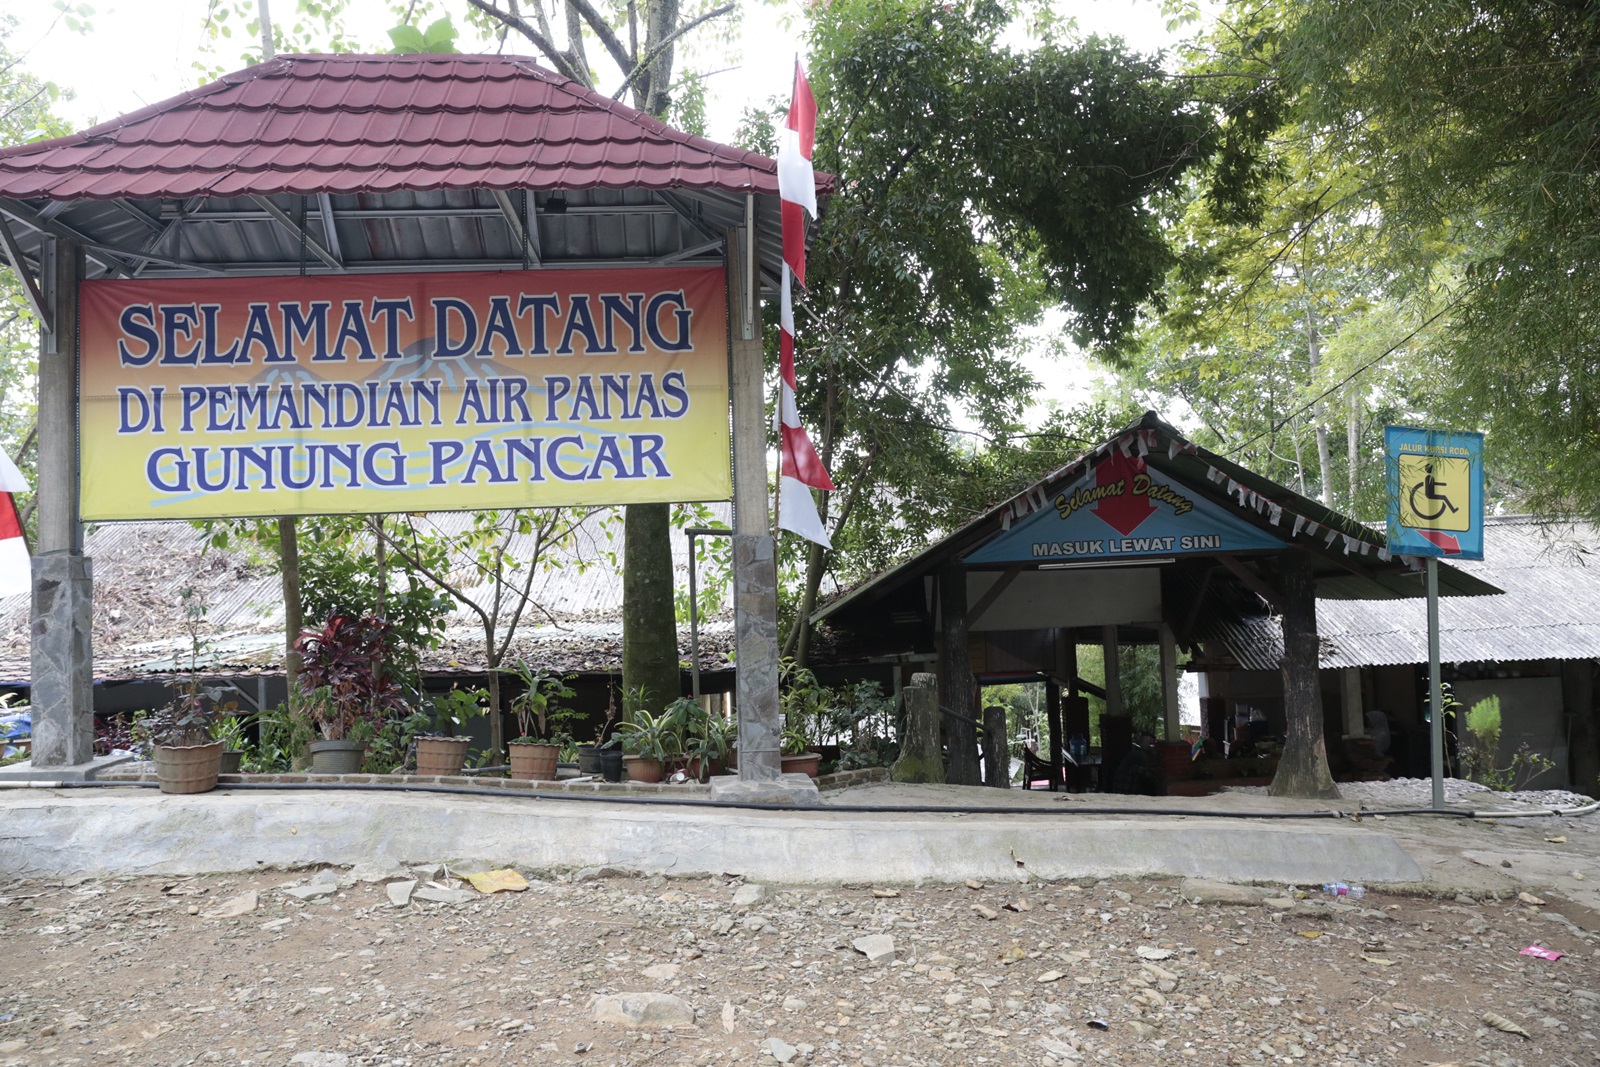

left=713, top=221, right=811, bottom=802
left=732, top=534, right=781, bottom=781
left=29, top=553, right=94, bottom=765
left=30, top=236, right=95, bottom=767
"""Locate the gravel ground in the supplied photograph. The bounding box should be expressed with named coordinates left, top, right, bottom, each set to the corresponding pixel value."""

left=2, top=856, right=1599, bottom=1067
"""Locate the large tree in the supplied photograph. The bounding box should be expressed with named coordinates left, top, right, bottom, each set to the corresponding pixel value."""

left=777, top=0, right=1249, bottom=659
left=1207, top=0, right=1600, bottom=519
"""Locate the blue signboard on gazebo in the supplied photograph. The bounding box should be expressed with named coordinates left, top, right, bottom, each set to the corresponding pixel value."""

left=964, top=452, right=1281, bottom=565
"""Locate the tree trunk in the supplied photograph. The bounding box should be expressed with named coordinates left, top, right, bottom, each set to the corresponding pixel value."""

left=1346, top=396, right=1360, bottom=511
left=623, top=502, right=681, bottom=714
left=485, top=639, right=504, bottom=759
left=279, top=516, right=302, bottom=696
left=1269, top=550, right=1340, bottom=799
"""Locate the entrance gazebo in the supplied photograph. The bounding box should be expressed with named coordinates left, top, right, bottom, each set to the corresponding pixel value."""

left=812, top=412, right=1499, bottom=795
left=0, top=53, right=826, bottom=787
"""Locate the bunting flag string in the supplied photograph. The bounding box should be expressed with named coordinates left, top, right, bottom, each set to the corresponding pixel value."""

left=773, top=62, right=834, bottom=548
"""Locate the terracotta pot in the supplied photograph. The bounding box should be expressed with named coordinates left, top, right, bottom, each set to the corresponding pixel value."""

left=781, top=752, right=821, bottom=778
left=509, top=741, right=561, bottom=781
left=309, top=739, right=365, bottom=775
left=684, top=755, right=726, bottom=782
left=154, top=740, right=224, bottom=795
left=415, top=735, right=470, bottom=776
left=623, top=754, right=663, bottom=783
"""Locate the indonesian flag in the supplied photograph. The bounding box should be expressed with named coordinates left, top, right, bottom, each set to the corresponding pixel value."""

left=0, top=450, right=29, bottom=597
left=775, top=63, right=834, bottom=548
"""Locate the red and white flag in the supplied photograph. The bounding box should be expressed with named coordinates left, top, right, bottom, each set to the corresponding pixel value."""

left=0, top=451, right=29, bottom=597
left=775, top=62, right=834, bottom=548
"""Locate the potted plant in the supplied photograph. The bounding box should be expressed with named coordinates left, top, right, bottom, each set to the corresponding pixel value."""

left=141, top=687, right=230, bottom=794
left=295, top=613, right=407, bottom=774
left=578, top=686, right=625, bottom=777
left=413, top=686, right=486, bottom=776
left=667, top=697, right=730, bottom=782
left=211, top=712, right=251, bottom=775
left=616, top=707, right=674, bottom=783
left=779, top=660, right=829, bottom=777
left=506, top=660, right=577, bottom=780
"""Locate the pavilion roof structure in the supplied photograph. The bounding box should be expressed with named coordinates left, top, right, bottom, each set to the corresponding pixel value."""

left=0, top=53, right=831, bottom=285
left=814, top=411, right=1501, bottom=643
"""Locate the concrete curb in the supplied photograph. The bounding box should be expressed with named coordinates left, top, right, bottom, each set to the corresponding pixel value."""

left=0, top=786, right=1426, bottom=886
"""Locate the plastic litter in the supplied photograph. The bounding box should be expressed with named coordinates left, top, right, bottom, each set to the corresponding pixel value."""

left=1322, top=882, right=1365, bottom=899
left=1087, top=1019, right=1110, bottom=1031
left=1519, top=945, right=1565, bottom=961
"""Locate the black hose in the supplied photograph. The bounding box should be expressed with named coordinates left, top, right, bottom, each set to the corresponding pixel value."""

left=20, top=778, right=1492, bottom=819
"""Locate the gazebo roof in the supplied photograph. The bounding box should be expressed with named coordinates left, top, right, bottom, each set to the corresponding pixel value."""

left=0, top=53, right=828, bottom=282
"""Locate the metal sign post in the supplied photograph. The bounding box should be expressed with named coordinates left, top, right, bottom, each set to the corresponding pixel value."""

left=1385, top=426, right=1484, bottom=810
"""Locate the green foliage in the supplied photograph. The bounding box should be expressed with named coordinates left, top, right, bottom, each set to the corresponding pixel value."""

left=247, top=697, right=316, bottom=773
left=615, top=706, right=675, bottom=760
left=1197, top=0, right=1600, bottom=520
left=388, top=16, right=458, bottom=54
left=1459, top=694, right=1554, bottom=792
left=504, top=662, right=578, bottom=742
left=1464, top=695, right=1501, bottom=744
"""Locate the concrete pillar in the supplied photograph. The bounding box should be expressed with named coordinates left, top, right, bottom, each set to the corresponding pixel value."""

left=1159, top=621, right=1180, bottom=741
left=725, top=225, right=782, bottom=783
left=1045, top=677, right=1063, bottom=789
left=890, top=672, right=942, bottom=783
left=30, top=237, right=94, bottom=768
left=982, top=704, right=1008, bottom=788
left=1341, top=667, right=1365, bottom=738
left=1102, top=625, right=1123, bottom=719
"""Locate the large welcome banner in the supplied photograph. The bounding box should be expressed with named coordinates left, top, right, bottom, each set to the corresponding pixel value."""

left=79, top=268, right=731, bottom=520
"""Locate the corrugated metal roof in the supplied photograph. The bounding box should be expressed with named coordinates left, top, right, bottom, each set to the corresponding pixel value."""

left=0, top=55, right=813, bottom=201
left=1209, top=517, right=1598, bottom=670
left=0, top=505, right=732, bottom=683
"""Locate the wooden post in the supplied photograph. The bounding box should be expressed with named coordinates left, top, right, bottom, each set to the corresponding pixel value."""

left=1102, top=625, right=1123, bottom=719
left=1045, top=677, right=1063, bottom=792
left=937, top=565, right=981, bottom=785
left=1159, top=621, right=1180, bottom=741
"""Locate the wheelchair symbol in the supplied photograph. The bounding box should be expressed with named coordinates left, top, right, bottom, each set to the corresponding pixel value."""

left=1408, top=462, right=1460, bottom=522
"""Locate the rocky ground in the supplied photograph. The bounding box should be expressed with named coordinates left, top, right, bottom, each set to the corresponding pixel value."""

left=2, top=850, right=1598, bottom=1067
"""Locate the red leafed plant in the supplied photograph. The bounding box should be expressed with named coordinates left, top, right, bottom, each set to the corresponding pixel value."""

left=294, top=613, right=407, bottom=741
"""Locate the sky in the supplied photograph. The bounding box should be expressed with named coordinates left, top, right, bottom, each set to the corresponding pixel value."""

left=12, top=0, right=1183, bottom=146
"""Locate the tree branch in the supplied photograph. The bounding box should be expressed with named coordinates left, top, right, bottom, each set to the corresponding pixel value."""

left=608, top=3, right=735, bottom=104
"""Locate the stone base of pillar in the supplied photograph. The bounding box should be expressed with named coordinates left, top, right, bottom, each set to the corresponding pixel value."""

left=709, top=773, right=821, bottom=806
left=732, top=533, right=783, bottom=783
left=0, top=753, right=133, bottom=782
left=29, top=551, right=95, bottom=768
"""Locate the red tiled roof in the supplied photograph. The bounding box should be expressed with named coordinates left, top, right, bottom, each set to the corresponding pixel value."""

left=0, top=54, right=829, bottom=201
